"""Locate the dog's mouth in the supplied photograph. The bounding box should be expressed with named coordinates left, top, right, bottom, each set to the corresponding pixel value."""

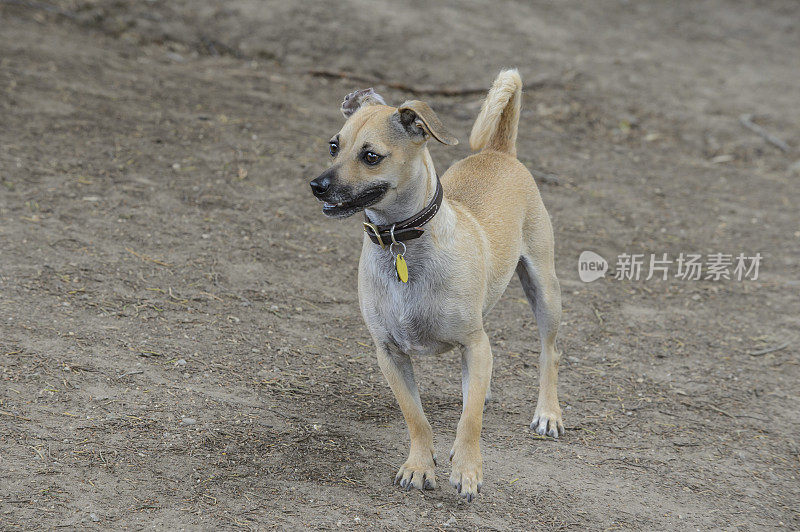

left=321, top=184, right=389, bottom=218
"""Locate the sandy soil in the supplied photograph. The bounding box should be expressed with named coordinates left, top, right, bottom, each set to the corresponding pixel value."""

left=1, top=1, right=799, bottom=529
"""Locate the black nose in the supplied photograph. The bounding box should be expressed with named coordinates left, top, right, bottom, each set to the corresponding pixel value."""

left=310, top=173, right=331, bottom=197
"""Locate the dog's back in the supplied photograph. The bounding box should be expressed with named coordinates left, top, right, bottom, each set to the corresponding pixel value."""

left=442, top=69, right=549, bottom=270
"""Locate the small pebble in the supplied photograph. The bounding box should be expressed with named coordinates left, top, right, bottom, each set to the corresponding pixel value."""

left=181, top=417, right=196, bottom=425
left=90, top=513, right=100, bottom=522
left=176, top=359, right=187, bottom=366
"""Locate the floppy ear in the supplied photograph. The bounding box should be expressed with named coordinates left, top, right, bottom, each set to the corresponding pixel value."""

left=341, top=88, right=386, bottom=118
left=397, top=100, right=459, bottom=146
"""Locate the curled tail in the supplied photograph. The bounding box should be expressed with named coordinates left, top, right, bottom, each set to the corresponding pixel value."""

left=469, top=69, right=522, bottom=157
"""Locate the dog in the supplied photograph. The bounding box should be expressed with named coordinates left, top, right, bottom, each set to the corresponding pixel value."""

left=309, top=69, right=563, bottom=501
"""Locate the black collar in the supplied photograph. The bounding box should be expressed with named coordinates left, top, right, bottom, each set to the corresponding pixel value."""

left=363, top=178, right=443, bottom=247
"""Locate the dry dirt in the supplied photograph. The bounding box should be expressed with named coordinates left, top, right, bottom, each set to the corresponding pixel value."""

left=1, top=1, right=799, bottom=530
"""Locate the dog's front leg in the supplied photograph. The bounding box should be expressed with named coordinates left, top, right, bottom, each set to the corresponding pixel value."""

left=450, top=330, right=493, bottom=501
left=376, top=344, right=437, bottom=491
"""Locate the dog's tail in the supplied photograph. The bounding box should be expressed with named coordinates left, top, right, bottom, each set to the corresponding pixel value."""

left=469, top=69, right=522, bottom=157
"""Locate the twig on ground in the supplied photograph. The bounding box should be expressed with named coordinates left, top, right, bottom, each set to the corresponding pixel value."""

left=748, top=341, right=789, bottom=356
left=592, top=306, right=604, bottom=324
left=529, top=434, right=559, bottom=442
left=117, top=369, right=144, bottom=379
left=739, top=114, right=791, bottom=153
left=30, top=446, right=46, bottom=460
left=670, top=440, right=700, bottom=447
left=1, top=410, right=31, bottom=421
left=706, top=404, right=735, bottom=419
left=592, top=443, right=651, bottom=450
left=304, top=69, right=563, bottom=96
left=597, top=458, right=657, bottom=472
left=125, top=247, right=173, bottom=267
left=68, top=365, right=98, bottom=373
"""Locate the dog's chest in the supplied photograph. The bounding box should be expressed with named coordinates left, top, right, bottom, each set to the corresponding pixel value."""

left=359, top=247, right=458, bottom=356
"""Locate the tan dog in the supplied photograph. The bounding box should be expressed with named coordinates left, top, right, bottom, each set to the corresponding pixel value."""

left=310, top=70, right=563, bottom=502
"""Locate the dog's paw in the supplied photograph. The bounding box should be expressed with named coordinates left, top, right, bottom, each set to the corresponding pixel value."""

left=530, top=407, right=564, bottom=438
left=394, top=449, right=436, bottom=491
left=449, top=444, right=483, bottom=502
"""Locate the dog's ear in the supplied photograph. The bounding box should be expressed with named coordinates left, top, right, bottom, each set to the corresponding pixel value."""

left=341, top=88, right=386, bottom=118
left=397, top=100, right=459, bottom=146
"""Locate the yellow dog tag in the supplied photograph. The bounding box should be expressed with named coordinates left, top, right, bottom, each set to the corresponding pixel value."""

left=395, top=254, right=409, bottom=283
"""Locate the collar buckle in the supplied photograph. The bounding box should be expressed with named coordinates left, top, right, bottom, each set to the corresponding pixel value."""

left=362, top=222, right=386, bottom=249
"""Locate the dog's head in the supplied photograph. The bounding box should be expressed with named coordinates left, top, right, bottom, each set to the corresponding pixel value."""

left=309, top=88, right=458, bottom=218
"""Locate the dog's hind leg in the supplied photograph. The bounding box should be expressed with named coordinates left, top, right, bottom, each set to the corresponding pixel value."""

left=517, top=251, right=564, bottom=438
left=376, top=343, right=437, bottom=491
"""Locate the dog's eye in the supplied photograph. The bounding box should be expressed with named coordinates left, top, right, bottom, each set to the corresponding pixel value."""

left=362, top=151, right=384, bottom=165
left=329, top=142, right=339, bottom=157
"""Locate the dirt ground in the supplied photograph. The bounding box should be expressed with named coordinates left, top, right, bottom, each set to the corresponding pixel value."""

left=1, top=1, right=799, bottom=530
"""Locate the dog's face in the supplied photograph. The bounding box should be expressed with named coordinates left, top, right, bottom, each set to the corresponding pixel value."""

left=310, top=88, right=457, bottom=218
